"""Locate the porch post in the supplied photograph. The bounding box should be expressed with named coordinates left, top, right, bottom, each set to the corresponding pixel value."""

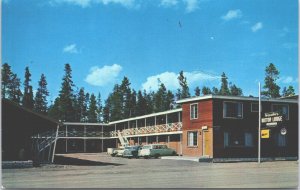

left=51, top=124, right=60, bottom=163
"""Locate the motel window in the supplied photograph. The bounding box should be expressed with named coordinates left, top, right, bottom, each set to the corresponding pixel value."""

left=223, top=102, right=243, bottom=119
left=190, top=103, right=198, bottom=120
left=251, top=103, right=259, bottom=112
left=224, top=132, right=253, bottom=147
left=187, top=131, right=197, bottom=146
left=275, top=133, right=287, bottom=147
left=272, top=104, right=289, bottom=120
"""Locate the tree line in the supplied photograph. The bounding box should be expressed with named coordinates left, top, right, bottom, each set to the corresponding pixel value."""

left=1, top=62, right=296, bottom=122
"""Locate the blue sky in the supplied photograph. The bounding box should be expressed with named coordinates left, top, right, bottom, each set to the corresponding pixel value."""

left=2, top=0, right=298, bottom=103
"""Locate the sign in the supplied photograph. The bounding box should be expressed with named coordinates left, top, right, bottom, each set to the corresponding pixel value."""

left=261, top=112, right=283, bottom=128
left=280, top=128, right=287, bottom=135
left=261, top=129, right=270, bottom=138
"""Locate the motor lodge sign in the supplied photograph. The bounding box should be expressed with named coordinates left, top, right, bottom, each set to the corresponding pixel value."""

left=261, top=112, right=283, bottom=127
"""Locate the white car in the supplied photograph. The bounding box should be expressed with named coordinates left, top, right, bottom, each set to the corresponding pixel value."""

left=138, top=144, right=177, bottom=158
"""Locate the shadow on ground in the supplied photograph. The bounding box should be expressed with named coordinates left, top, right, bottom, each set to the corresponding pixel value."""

left=54, top=155, right=123, bottom=166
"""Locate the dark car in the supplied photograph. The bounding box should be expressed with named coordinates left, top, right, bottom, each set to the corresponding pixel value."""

left=122, top=145, right=141, bottom=159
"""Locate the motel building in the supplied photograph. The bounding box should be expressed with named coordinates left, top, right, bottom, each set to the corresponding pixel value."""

left=50, top=94, right=298, bottom=160
left=2, top=94, right=298, bottom=164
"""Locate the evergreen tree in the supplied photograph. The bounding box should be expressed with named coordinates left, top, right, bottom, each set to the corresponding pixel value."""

left=22, top=67, right=34, bottom=109
left=88, top=93, right=98, bottom=122
left=97, top=93, right=103, bottom=122
left=212, top=87, right=219, bottom=95
left=8, top=73, right=23, bottom=104
left=128, top=90, right=137, bottom=117
left=144, top=90, right=154, bottom=114
left=282, top=86, right=295, bottom=97
left=262, top=63, right=281, bottom=98
left=103, top=98, right=111, bottom=123
left=109, top=84, right=123, bottom=121
left=202, top=86, right=212, bottom=95
left=166, top=90, right=175, bottom=110
left=2, top=63, right=12, bottom=98
left=136, top=90, right=147, bottom=116
left=34, top=74, right=49, bottom=114
left=48, top=97, right=61, bottom=120
left=194, top=86, right=201, bottom=96
left=154, top=83, right=168, bottom=112
left=120, top=77, right=132, bottom=119
left=58, top=63, right=76, bottom=121
left=75, top=88, right=88, bottom=122
left=220, top=72, right=230, bottom=95
left=176, top=71, right=190, bottom=100
left=229, top=83, right=243, bottom=96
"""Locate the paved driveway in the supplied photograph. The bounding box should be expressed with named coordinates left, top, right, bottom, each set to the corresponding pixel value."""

left=2, top=153, right=298, bottom=188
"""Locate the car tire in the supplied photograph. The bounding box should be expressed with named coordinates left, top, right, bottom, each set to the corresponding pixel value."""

left=154, top=154, right=160, bottom=159
left=144, top=156, right=149, bottom=159
left=172, top=151, right=176, bottom=156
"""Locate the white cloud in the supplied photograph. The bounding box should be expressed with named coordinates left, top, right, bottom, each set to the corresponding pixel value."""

left=142, top=70, right=220, bottom=92
left=251, top=22, right=263, bottom=32
left=221, top=9, right=242, bottom=21
left=85, top=64, right=122, bottom=86
left=278, top=76, right=298, bottom=84
left=183, top=0, right=199, bottom=13
left=50, top=0, right=136, bottom=8
left=63, top=44, right=79, bottom=54
left=160, top=0, right=178, bottom=7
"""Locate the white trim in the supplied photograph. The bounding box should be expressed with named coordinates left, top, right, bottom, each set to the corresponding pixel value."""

left=63, top=122, right=110, bottom=126
left=223, top=101, right=243, bottom=119
left=176, top=94, right=298, bottom=104
left=251, top=103, right=259, bottom=112
left=271, top=104, right=290, bottom=120
left=190, top=103, right=198, bottom=120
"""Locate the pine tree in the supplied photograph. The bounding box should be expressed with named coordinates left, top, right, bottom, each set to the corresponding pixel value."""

left=262, top=63, right=281, bottom=98
left=212, top=87, right=219, bottom=95
left=136, top=90, right=147, bottom=116
left=58, top=63, right=76, bottom=122
left=144, top=90, right=154, bottom=114
left=120, top=77, right=132, bottom=119
left=128, top=90, right=137, bottom=117
left=22, top=67, right=34, bottom=109
left=103, top=98, right=111, bottom=123
left=202, top=86, right=212, bottom=95
left=229, top=83, right=243, bottom=96
left=176, top=71, right=190, bottom=100
left=34, top=74, right=49, bottom=114
left=109, top=84, right=123, bottom=121
left=48, top=97, right=61, bottom=120
left=96, top=93, right=103, bottom=122
left=154, top=83, right=168, bottom=112
left=220, top=72, right=230, bottom=95
left=8, top=73, right=23, bottom=104
left=282, top=86, right=295, bottom=97
left=166, top=90, right=175, bottom=110
left=2, top=63, right=12, bottom=98
left=88, top=93, right=98, bottom=122
left=194, top=86, right=201, bottom=96
left=75, top=88, right=88, bottom=122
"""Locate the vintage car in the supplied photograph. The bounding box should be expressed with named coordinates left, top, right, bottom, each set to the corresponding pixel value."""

left=138, top=144, right=177, bottom=158
left=122, top=145, right=141, bottom=158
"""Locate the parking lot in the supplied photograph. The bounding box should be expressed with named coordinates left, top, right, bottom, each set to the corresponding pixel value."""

left=2, top=153, right=298, bottom=188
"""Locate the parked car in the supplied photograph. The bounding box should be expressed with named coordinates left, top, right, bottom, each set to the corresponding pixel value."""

left=138, top=144, right=177, bottom=158
left=123, top=145, right=141, bottom=159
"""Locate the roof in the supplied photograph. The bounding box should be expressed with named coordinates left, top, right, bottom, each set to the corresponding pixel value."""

left=176, top=94, right=299, bottom=104
left=2, top=98, right=60, bottom=125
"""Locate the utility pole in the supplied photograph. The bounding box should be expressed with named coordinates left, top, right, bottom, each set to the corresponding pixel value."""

left=258, top=82, right=261, bottom=163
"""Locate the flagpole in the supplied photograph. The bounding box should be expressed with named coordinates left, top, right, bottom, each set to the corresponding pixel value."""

left=258, top=82, right=261, bottom=163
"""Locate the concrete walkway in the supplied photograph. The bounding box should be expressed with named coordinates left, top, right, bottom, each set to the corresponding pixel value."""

left=161, top=156, right=200, bottom=162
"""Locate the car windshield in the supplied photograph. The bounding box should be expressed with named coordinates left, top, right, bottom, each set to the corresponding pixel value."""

left=142, top=146, right=151, bottom=149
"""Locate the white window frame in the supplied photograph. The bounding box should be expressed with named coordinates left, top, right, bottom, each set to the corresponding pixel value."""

left=223, top=101, right=243, bottom=119
left=187, top=131, right=198, bottom=147
left=271, top=104, right=289, bottom=120
left=251, top=103, right=259, bottom=112
left=190, top=103, right=198, bottom=120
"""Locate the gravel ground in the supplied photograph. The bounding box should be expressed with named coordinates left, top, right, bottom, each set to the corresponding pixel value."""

left=2, top=153, right=298, bottom=188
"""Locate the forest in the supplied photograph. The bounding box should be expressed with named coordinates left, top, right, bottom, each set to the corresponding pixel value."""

left=1, top=62, right=295, bottom=123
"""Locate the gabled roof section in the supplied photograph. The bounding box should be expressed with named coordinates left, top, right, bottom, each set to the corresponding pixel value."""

left=2, top=98, right=60, bottom=125
left=176, top=95, right=298, bottom=104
